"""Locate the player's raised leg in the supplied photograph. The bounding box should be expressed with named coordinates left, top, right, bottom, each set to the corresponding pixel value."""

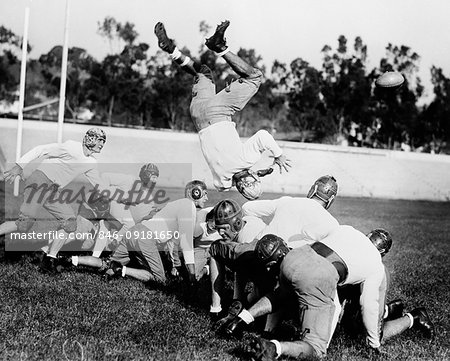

left=205, top=20, right=261, bottom=79
left=154, top=22, right=201, bottom=76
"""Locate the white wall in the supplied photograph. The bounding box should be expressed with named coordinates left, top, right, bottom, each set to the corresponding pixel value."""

left=1, top=119, right=449, bottom=201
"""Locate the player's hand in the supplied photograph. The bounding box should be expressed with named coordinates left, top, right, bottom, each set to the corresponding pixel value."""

left=3, top=164, right=23, bottom=184
left=185, top=263, right=197, bottom=284
left=116, top=197, right=137, bottom=206
left=171, top=267, right=179, bottom=277
left=271, top=154, right=292, bottom=174
left=188, top=271, right=197, bottom=284
left=148, top=206, right=162, bottom=219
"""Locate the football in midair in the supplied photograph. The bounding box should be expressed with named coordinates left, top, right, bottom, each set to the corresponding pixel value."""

left=375, top=71, right=404, bottom=88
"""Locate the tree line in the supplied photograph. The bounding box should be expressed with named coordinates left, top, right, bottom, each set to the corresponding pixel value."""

left=0, top=18, right=449, bottom=153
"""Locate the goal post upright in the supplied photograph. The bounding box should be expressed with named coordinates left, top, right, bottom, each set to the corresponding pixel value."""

left=14, top=4, right=30, bottom=197
left=57, top=0, right=70, bottom=144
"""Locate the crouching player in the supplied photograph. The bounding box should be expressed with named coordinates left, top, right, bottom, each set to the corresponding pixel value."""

left=209, top=175, right=340, bottom=325
left=104, top=181, right=207, bottom=285
left=176, top=180, right=216, bottom=281
left=338, top=229, right=435, bottom=345
left=60, top=163, right=161, bottom=270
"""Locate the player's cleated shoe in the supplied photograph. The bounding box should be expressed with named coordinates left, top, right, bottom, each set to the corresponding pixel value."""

left=213, top=300, right=243, bottom=334
left=205, top=20, right=230, bottom=53
left=154, top=22, right=176, bottom=53
left=105, top=260, right=123, bottom=281
left=31, top=250, right=46, bottom=264
left=410, top=307, right=435, bottom=339
left=386, top=299, right=404, bottom=320
left=245, top=336, right=278, bottom=361
left=98, top=257, right=112, bottom=275
left=256, top=168, right=274, bottom=178
left=57, top=255, right=73, bottom=270
left=40, top=255, right=63, bottom=274
left=225, top=317, right=248, bottom=338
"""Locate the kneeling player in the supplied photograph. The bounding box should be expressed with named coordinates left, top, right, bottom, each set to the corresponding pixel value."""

left=59, top=164, right=161, bottom=271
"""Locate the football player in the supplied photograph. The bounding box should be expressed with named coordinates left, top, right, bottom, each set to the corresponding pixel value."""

left=60, top=163, right=161, bottom=270
left=0, top=128, right=124, bottom=273
left=102, top=180, right=209, bottom=285
left=168, top=180, right=212, bottom=280
left=154, top=20, right=291, bottom=200
left=221, top=225, right=432, bottom=360
left=209, top=176, right=340, bottom=325
left=339, top=229, right=435, bottom=345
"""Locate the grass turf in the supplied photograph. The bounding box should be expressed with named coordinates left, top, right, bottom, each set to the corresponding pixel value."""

left=1, top=182, right=450, bottom=360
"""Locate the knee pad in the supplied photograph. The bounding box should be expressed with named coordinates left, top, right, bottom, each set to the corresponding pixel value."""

left=16, top=215, right=36, bottom=233
left=59, top=217, right=77, bottom=233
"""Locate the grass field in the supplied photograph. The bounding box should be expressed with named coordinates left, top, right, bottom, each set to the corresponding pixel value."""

left=1, top=182, right=450, bottom=361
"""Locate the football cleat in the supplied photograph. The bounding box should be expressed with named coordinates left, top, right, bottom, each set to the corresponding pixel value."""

left=40, top=256, right=63, bottom=274
left=30, top=250, right=46, bottom=264
left=213, top=300, right=244, bottom=334
left=154, top=22, right=176, bottom=53
left=410, top=307, right=435, bottom=339
left=97, top=257, right=112, bottom=275
left=105, top=260, right=123, bottom=281
left=205, top=20, right=230, bottom=53
left=386, top=299, right=404, bottom=320
left=57, top=255, right=73, bottom=270
left=245, top=336, right=278, bottom=361
left=225, top=317, right=247, bottom=339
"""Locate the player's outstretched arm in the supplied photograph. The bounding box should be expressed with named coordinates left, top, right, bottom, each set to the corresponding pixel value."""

left=3, top=164, right=24, bottom=184
left=271, top=154, right=292, bottom=174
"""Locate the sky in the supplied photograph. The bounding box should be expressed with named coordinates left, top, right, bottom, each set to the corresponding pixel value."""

left=1, top=0, right=449, bottom=104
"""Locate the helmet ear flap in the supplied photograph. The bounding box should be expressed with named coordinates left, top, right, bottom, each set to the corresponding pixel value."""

left=191, top=187, right=201, bottom=200
left=185, top=180, right=207, bottom=201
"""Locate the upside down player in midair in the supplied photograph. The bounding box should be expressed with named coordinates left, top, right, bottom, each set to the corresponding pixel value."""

left=154, top=20, right=291, bottom=200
